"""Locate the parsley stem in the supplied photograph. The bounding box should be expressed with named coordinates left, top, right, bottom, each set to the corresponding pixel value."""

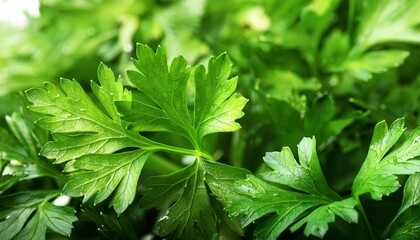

left=355, top=196, right=375, bottom=240
left=347, top=0, right=355, bottom=37
left=144, top=154, right=181, bottom=174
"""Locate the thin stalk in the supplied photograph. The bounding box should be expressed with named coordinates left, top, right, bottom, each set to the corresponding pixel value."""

left=355, top=196, right=375, bottom=240
left=347, top=0, right=356, bottom=38
left=144, top=154, right=181, bottom=175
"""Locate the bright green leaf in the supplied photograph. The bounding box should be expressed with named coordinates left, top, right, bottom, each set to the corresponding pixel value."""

left=26, top=77, right=139, bottom=164
left=64, top=150, right=150, bottom=213
left=122, top=44, right=248, bottom=148
left=400, top=173, right=420, bottom=210
left=352, top=119, right=420, bottom=200
left=355, top=0, right=420, bottom=53
left=225, top=137, right=358, bottom=239
left=290, top=198, right=358, bottom=238
left=345, top=50, right=410, bottom=81
left=262, top=137, right=340, bottom=200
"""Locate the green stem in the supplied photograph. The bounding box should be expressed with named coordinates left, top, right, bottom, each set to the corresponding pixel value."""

left=347, top=0, right=356, bottom=37
left=355, top=196, right=375, bottom=240
left=144, top=154, right=182, bottom=174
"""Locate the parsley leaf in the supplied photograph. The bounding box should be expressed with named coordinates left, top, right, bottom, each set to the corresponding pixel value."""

left=224, top=137, right=358, bottom=239
left=26, top=64, right=140, bottom=164
left=344, top=50, right=410, bottom=81
left=63, top=150, right=151, bottom=214
left=355, top=0, right=420, bottom=53
left=141, top=159, right=216, bottom=240
left=121, top=44, right=248, bottom=149
left=26, top=64, right=156, bottom=213
left=352, top=118, right=420, bottom=200
left=383, top=173, right=420, bottom=239
left=0, top=190, right=77, bottom=240
left=125, top=45, right=248, bottom=239
left=140, top=159, right=249, bottom=239
left=0, top=110, right=63, bottom=193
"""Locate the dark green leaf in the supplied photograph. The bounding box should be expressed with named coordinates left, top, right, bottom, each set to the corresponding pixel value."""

left=141, top=159, right=216, bottom=240
left=0, top=190, right=77, bottom=240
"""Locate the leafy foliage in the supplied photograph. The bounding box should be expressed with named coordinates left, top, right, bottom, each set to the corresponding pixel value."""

left=120, top=44, right=247, bottom=148
left=352, top=119, right=420, bottom=200
left=0, top=190, right=77, bottom=240
left=223, top=137, right=358, bottom=239
left=224, top=119, right=420, bottom=239
left=25, top=45, right=247, bottom=239
left=1, top=0, right=420, bottom=239
left=383, top=173, right=420, bottom=239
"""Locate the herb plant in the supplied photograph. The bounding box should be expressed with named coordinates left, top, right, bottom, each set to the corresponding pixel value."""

left=1, top=0, right=420, bottom=239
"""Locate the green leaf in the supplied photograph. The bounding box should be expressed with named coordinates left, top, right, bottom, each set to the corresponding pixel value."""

left=202, top=160, right=251, bottom=236
left=290, top=198, right=358, bottom=238
left=26, top=77, right=138, bottom=164
left=63, top=150, right=150, bottom=213
left=141, top=159, right=216, bottom=240
left=25, top=64, right=160, bottom=213
left=25, top=61, right=196, bottom=213
left=91, top=63, right=132, bottom=121
left=225, top=137, right=358, bottom=239
left=345, top=50, right=410, bottom=81
left=0, top=190, right=77, bottom=240
left=320, top=29, right=350, bottom=71
left=122, top=44, right=247, bottom=148
left=383, top=173, right=420, bottom=238
left=264, top=96, right=365, bottom=150
left=0, top=111, right=63, bottom=189
left=352, top=119, right=420, bottom=200
left=261, top=137, right=340, bottom=200
left=0, top=175, right=20, bottom=195
left=400, top=173, right=420, bottom=210
left=225, top=175, right=327, bottom=240
left=354, top=0, right=420, bottom=53
left=14, top=202, right=77, bottom=240
left=140, top=159, right=250, bottom=239
left=26, top=45, right=247, bottom=218
left=388, top=207, right=420, bottom=240
left=0, top=208, right=36, bottom=240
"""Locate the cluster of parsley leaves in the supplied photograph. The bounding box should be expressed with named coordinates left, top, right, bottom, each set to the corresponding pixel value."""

left=1, top=0, right=420, bottom=240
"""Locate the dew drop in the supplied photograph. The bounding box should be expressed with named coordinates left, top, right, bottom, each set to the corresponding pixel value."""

left=99, top=211, right=103, bottom=216
left=80, top=108, right=87, bottom=112
left=5, top=215, right=11, bottom=220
